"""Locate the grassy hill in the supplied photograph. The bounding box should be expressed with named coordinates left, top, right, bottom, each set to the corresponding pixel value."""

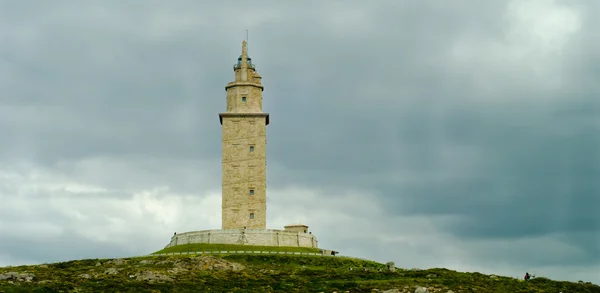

left=154, top=243, right=322, bottom=255
left=0, top=252, right=598, bottom=293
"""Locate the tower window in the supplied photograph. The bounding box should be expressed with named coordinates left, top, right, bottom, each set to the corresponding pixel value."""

left=249, top=189, right=254, bottom=195
left=242, top=96, right=246, bottom=102
left=250, top=213, right=254, bottom=219
left=249, top=146, right=254, bottom=152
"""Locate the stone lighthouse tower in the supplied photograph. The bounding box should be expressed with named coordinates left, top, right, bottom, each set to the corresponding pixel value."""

left=161, top=41, right=324, bottom=252
left=219, top=41, right=269, bottom=230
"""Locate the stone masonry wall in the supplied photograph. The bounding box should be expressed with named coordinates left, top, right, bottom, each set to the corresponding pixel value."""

left=167, top=229, right=318, bottom=249
left=221, top=114, right=268, bottom=230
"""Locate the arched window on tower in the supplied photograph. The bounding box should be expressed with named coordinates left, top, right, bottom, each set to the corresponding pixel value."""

left=250, top=213, right=255, bottom=219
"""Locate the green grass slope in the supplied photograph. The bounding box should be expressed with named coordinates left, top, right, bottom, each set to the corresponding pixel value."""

left=154, top=243, right=322, bottom=254
left=0, top=254, right=598, bottom=293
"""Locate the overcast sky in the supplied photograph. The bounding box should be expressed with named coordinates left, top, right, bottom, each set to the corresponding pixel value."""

left=1, top=0, right=599, bottom=285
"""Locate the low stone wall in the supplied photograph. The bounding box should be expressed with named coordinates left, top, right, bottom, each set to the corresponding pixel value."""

left=153, top=251, right=323, bottom=256
left=165, top=229, right=319, bottom=249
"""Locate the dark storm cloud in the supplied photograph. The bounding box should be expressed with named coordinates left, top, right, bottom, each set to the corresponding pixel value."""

left=0, top=1, right=252, bottom=164
left=258, top=0, right=600, bottom=271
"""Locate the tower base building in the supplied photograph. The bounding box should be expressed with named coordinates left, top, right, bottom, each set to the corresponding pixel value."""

left=164, top=227, right=318, bottom=249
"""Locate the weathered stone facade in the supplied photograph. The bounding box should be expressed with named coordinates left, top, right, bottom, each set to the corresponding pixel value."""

left=219, top=41, right=269, bottom=230
left=165, top=229, right=319, bottom=248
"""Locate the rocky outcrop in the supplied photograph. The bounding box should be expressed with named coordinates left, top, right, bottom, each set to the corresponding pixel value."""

left=133, top=271, right=172, bottom=283
left=174, top=255, right=246, bottom=271
left=0, top=272, right=35, bottom=282
left=0, top=255, right=246, bottom=286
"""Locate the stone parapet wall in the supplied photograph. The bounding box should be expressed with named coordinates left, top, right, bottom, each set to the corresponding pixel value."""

left=154, top=251, right=323, bottom=256
left=166, top=229, right=318, bottom=249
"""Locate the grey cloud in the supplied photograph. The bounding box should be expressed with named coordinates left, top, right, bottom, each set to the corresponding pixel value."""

left=261, top=1, right=600, bottom=272
left=0, top=229, right=131, bottom=264
left=1, top=0, right=599, bottom=285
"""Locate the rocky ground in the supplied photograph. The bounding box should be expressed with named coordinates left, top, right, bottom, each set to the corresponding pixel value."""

left=0, top=254, right=598, bottom=292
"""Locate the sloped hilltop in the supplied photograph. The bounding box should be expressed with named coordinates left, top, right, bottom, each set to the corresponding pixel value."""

left=0, top=254, right=598, bottom=292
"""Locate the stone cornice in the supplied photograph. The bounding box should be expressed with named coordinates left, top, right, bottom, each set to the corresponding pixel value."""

left=219, top=112, right=270, bottom=125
